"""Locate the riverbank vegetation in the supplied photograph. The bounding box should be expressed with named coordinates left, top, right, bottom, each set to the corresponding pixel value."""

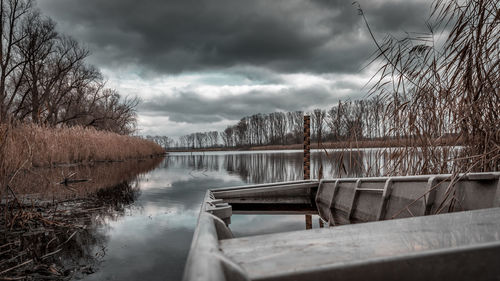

left=167, top=136, right=459, bottom=153
left=362, top=0, right=498, bottom=175
left=178, top=100, right=392, bottom=149
left=2, top=123, right=164, bottom=168
left=0, top=0, right=164, bottom=196
left=0, top=0, right=138, bottom=132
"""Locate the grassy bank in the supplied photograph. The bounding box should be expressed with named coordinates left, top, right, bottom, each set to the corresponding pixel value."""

left=1, top=122, right=165, bottom=169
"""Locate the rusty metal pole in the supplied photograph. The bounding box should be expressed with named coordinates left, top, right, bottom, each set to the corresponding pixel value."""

left=304, top=115, right=312, bottom=229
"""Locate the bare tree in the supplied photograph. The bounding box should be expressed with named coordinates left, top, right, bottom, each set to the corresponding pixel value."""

left=0, top=1, right=139, bottom=135
left=311, top=108, right=326, bottom=143
left=0, top=0, right=33, bottom=120
left=288, top=111, right=303, bottom=144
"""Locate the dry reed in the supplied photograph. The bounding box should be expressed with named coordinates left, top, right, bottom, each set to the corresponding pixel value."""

left=332, top=0, right=500, bottom=216
left=354, top=0, right=499, bottom=176
left=0, top=120, right=164, bottom=203
left=2, top=122, right=164, bottom=169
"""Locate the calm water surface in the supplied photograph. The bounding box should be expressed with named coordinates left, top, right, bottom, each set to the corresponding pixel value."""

left=78, top=150, right=371, bottom=281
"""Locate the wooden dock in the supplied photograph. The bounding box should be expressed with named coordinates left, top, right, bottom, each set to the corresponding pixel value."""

left=183, top=172, right=500, bottom=281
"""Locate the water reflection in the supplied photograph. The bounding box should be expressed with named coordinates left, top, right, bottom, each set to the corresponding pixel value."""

left=10, top=157, right=164, bottom=200
left=230, top=214, right=324, bottom=237
left=75, top=150, right=380, bottom=281
left=58, top=181, right=143, bottom=279
left=164, top=149, right=375, bottom=184
left=0, top=158, right=163, bottom=280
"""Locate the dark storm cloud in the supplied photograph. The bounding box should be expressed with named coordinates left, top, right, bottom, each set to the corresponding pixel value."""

left=37, top=0, right=431, bottom=135
left=38, top=0, right=429, bottom=75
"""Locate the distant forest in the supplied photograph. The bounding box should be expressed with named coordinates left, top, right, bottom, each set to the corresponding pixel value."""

left=147, top=94, right=445, bottom=150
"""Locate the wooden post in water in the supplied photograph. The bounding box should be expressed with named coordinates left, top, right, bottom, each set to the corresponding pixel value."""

left=303, top=115, right=311, bottom=180
left=304, top=115, right=312, bottom=229
left=305, top=214, right=312, bottom=230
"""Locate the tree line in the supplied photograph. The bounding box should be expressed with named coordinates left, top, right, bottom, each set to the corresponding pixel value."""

left=167, top=95, right=402, bottom=149
left=144, top=135, right=174, bottom=151
left=0, top=0, right=137, bottom=134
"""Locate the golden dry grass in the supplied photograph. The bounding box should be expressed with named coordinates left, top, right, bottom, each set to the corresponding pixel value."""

left=0, top=121, right=165, bottom=200
left=2, top=122, right=164, bottom=169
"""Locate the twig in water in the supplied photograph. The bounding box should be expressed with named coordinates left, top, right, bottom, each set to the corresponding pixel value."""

left=0, top=259, right=33, bottom=276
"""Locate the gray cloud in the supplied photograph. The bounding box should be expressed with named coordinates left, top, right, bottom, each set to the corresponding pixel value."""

left=37, top=0, right=431, bottom=136
left=38, top=0, right=429, bottom=76
left=138, top=83, right=363, bottom=124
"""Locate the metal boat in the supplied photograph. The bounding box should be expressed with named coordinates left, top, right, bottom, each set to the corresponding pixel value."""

left=184, top=172, right=500, bottom=281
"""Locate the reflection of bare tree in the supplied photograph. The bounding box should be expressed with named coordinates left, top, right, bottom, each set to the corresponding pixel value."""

left=165, top=150, right=401, bottom=184
left=0, top=180, right=146, bottom=280
left=312, top=151, right=364, bottom=179
left=165, top=151, right=379, bottom=183
left=1, top=158, right=161, bottom=280
left=223, top=153, right=300, bottom=183
left=222, top=151, right=370, bottom=183
left=167, top=154, right=221, bottom=172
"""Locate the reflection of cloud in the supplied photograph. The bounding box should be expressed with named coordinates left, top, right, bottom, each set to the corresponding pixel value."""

left=84, top=218, right=195, bottom=281
left=231, top=215, right=322, bottom=237
left=135, top=203, right=198, bottom=219
left=137, top=177, right=241, bottom=211
left=81, top=155, right=250, bottom=281
left=143, top=156, right=245, bottom=185
left=80, top=151, right=380, bottom=281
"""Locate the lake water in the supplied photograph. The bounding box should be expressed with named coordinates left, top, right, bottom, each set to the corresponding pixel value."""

left=77, top=149, right=374, bottom=281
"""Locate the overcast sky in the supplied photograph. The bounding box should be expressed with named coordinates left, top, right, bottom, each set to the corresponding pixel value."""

left=37, top=0, right=430, bottom=137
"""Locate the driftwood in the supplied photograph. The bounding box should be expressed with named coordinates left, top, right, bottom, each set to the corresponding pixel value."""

left=57, top=171, right=90, bottom=186
left=58, top=178, right=89, bottom=186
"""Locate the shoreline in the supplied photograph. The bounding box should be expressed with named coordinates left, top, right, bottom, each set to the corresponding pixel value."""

left=32, top=153, right=168, bottom=169
left=166, top=137, right=461, bottom=153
